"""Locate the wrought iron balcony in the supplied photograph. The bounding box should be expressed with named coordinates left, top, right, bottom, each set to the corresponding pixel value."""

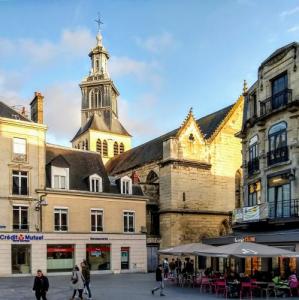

left=247, top=158, right=259, bottom=176
left=232, top=199, right=299, bottom=224
left=267, top=146, right=289, bottom=166
left=260, top=89, right=292, bottom=116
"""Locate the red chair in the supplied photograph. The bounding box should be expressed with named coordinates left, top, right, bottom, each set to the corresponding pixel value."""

left=200, top=277, right=211, bottom=293
left=240, top=282, right=253, bottom=299
left=215, top=280, right=228, bottom=298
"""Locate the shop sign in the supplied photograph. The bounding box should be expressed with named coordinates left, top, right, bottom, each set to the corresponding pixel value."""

left=47, top=247, right=74, bottom=253
left=0, top=233, right=44, bottom=242
left=0, top=225, right=6, bottom=229
left=90, top=237, right=108, bottom=241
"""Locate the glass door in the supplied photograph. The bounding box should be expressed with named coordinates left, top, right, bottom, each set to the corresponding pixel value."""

left=11, top=245, right=31, bottom=274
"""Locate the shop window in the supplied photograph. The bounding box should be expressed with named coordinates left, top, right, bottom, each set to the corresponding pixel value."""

left=51, top=166, right=69, bottom=190
left=121, top=247, right=130, bottom=270
left=96, top=139, right=102, bottom=154
left=13, top=138, right=27, bottom=161
left=103, top=140, right=108, bottom=157
left=12, top=170, right=28, bottom=195
left=119, top=143, right=125, bottom=154
left=54, top=208, right=68, bottom=231
left=91, top=209, right=103, bottom=232
left=13, top=205, right=28, bottom=231
left=47, top=244, right=74, bottom=272
left=121, top=176, right=132, bottom=195
left=89, top=174, right=102, bottom=193
left=124, top=211, right=135, bottom=233
left=86, top=244, right=111, bottom=270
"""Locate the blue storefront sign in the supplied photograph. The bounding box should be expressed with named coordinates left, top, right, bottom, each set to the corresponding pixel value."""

left=0, top=234, right=44, bottom=242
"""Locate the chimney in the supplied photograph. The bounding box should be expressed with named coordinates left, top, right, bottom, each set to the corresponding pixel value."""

left=30, top=91, right=44, bottom=124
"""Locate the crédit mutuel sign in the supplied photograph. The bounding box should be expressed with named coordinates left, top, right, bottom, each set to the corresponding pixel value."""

left=0, top=233, right=44, bottom=242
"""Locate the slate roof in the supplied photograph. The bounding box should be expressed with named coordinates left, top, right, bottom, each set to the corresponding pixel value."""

left=71, top=113, right=131, bottom=142
left=46, top=144, right=110, bottom=192
left=106, top=103, right=235, bottom=175
left=0, top=101, right=31, bottom=122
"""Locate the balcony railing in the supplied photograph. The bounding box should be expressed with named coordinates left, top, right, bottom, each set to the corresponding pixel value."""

left=260, top=89, right=292, bottom=116
left=247, top=157, right=259, bottom=176
left=267, top=146, right=289, bottom=166
left=268, top=199, right=299, bottom=219
left=232, top=199, right=299, bottom=224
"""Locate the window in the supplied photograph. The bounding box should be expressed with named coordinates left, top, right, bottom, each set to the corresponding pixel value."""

left=249, top=93, right=257, bottom=118
left=268, top=175, right=291, bottom=218
left=268, top=122, right=288, bottom=165
left=12, top=171, right=28, bottom=195
left=54, top=208, right=68, bottom=231
left=51, top=166, right=69, bottom=190
left=121, top=176, right=132, bottom=195
left=248, top=135, right=259, bottom=175
left=89, top=174, right=102, bottom=192
left=13, top=138, right=26, bottom=156
left=119, top=143, right=125, bottom=154
left=121, top=247, right=130, bottom=270
left=113, top=142, right=119, bottom=156
left=91, top=209, right=103, bottom=232
left=85, top=139, right=88, bottom=151
left=272, top=73, right=288, bottom=109
left=13, top=206, right=28, bottom=230
left=124, top=211, right=135, bottom=232
left=96, top=139, right=102, bottom=154
left=103, top=140, right=108, bottom=157
left=247, top=181, right=261, bottom=207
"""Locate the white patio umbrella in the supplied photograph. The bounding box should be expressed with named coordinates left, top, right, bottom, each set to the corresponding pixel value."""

left=159, top=243, right=217, bottom=256
left=194, top=242, right=299, bottom=258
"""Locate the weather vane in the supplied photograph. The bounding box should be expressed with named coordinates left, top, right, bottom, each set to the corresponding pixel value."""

left=95, top=13, right=103, bottom=32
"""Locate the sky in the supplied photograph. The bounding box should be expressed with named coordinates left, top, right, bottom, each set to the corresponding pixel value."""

left=1, top=0, right=299, bottom=147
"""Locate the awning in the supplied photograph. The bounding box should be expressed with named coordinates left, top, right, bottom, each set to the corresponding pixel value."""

left=194, top=242, right=299, bottom=258
left=159, top=243, right=217, bottom=256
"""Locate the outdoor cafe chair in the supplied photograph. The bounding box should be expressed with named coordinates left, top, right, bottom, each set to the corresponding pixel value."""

left=215, top=280, right=228, bottom=298
left=240, top=282, right=253, bottom=299
left=200, top=277, right=211, bottom=293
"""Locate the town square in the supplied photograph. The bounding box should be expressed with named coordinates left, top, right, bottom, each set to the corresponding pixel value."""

left=1, top=0, right=299, bottom=299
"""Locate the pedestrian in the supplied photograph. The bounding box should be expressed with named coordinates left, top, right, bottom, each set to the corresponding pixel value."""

left=81, top=261, right=92, bottom=299
left=163, top=258, right=169, bottom=279
left=70, top=265, right=85, bottom=300
left=169, top=259, right=176, bottom=277
left=151, top=264, right=166, bottom=297
left=32, top=269, right=49, bottom=300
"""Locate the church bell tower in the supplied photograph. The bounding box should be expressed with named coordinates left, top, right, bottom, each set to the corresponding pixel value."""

left=71, top=18, right=132, bottom=165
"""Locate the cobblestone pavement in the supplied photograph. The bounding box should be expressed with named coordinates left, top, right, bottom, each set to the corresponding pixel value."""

left=0, top=273, right=299, bottom=300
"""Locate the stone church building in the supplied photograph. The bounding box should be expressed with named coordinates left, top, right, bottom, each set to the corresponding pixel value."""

left=71, top=29, right=244, bottom=270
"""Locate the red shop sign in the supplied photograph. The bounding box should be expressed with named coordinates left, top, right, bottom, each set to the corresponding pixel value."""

left=86, top=246, right=110, bottom=252
left=47, top=247, right=74, bottom=253
left=121, top=247, right=130, bottom=251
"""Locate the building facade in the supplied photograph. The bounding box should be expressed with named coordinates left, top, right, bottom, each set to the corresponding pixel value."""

left=106, top=99, right=244, bottom=270
left=71, top=30, right=131, bottom=165
left=205, top=42, right=299, bottom=276
left=0, top=95, right=147, bottom=276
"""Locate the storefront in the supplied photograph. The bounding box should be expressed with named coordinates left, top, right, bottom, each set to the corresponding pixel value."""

left=0, top=233, right=147, bottom=276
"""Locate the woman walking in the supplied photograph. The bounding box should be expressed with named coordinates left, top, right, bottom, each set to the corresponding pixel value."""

left=70, top=265, right=85, bottom=300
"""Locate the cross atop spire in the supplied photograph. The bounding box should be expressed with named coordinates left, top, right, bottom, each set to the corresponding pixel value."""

left=95, top=13, right=103, bottom=32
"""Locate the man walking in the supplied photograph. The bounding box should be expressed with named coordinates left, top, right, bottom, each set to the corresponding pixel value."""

left=151, top=264, right=166, bottom=297
left=33, top=269, right=49, bottom=300
left=81, top=261, right=92, bottom=299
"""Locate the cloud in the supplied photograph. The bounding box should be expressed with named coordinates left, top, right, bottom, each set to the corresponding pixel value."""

left=280, top=6, right=299, bottom=18
left=135, top=32, right=176, bottom=54
left=287, top=25, right=299, bottom=33
left=0, top=28, right=95, bottom=64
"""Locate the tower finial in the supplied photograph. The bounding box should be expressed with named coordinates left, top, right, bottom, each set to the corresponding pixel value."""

left=95, top=13, right=103, bottom=32
left=243, top=79, right=248, bottom=94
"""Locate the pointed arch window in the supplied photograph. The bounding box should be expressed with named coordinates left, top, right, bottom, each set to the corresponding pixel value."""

left=146, top=170, right=159, bottom=184
left=119, top=143, right=125, bottom=154
left=113, top=142, right=119, bottom=156
left=96, top=139, right=102, bottom=154
left=103, top=140, right=108, bottom=157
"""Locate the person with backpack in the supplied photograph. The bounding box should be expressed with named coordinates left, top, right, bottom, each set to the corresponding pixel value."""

left=70, top=265, right=85, bottom=300
left=81, top=261, right=92, bottom=300
left=33, top=269, right=49, bottom=300
left=151, top=264, right=166, bottom=296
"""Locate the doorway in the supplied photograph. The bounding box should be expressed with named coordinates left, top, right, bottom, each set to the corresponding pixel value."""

left=12, top=244, right=31, bottom=274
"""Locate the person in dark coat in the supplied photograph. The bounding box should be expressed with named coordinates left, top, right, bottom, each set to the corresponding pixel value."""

left=33, top=269, right=49, bottom=300
left=151, top=264, right=166, bottom=296
left=81, top=261, right=92, bottom=299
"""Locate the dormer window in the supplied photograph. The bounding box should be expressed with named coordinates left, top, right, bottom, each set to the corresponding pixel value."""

left=89, top=174, right=103, bottom=193
left=51, top=166, right=69, bottom=190
left=121, top=176, right=132, bottom=195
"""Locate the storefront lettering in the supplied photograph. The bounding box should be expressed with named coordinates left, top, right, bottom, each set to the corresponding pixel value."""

left=90, top=237, right=108, bottom=241
left=0, top=234, right=44, bottom=242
